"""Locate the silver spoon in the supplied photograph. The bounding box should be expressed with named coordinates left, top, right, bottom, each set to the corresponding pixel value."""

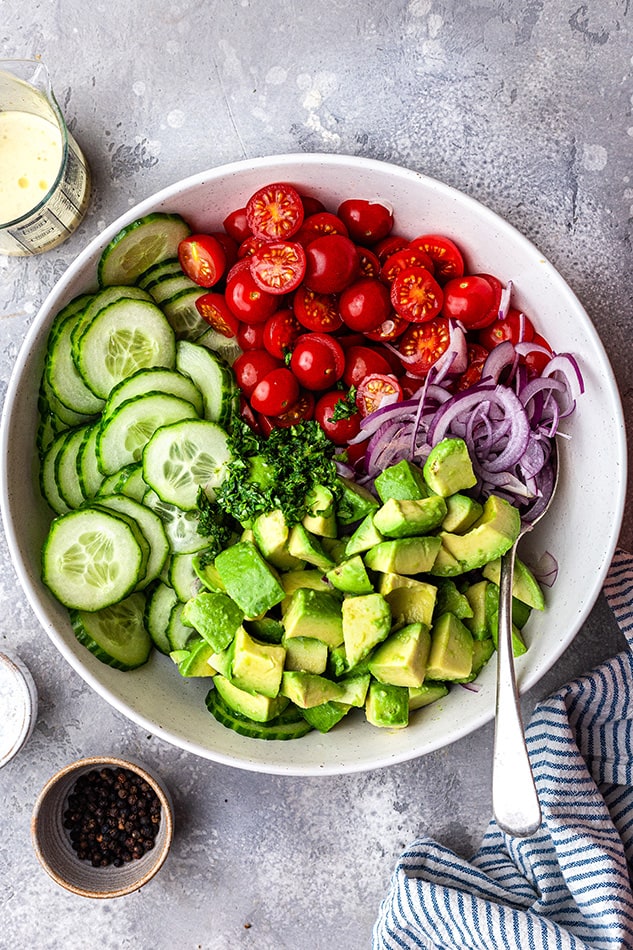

left=492, top=442, right=559, bottom=837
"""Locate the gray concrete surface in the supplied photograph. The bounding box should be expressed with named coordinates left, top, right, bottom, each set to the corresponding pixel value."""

left=1, top=2, right=631, bottom=948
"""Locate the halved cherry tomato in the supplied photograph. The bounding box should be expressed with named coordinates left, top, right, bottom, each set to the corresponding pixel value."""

left=250, top=241, right=307, bottom=295
left=441, top=274, right=499, bottom=330
left=363, top=313, right=409, bottom=342
left=289, top=333, right=345, bottom=390
left=237, top=320, right=266, bottom=351
left=521, top=333, right=553, bottom=377
left=258, top=390, right=315, bottom=432
left=238, top=235, right=269, bottom=259
left=409, top=234, right=465, bottom=281
left=263, top=309, right=302, bottom=359
left=355, top=373, right=403, bottom=417
left=398, top=317, right=451, bottom=377
left=245, top=182, right=304, bottom=240
left=478, top=308, right=535, bottom=349
left=223, top=207, right=251, bottom=243
left=357, top=247, right=381, bottom=278
left=337, top=199, right=394, bottom=246
left=454, top=343, right=490, bottom=391
left=339, top=277, right=392, bottom=332
left=225, top=268, right=279, bottom=324
left=390, top=266, right=443, bottom=323
left=373, top=234, right=410, bottom=263
left=195, top=292, right=241, bottom=337
left=233, top=349, right=283, bottom=397
left=250, top=367, right=300, bottom=416
left=342, top=345, right=393, bottom=388
left=295, top=211, right=349, bottom=246
left=178, top=234, right=227, bottom=288
left=381, top=246, right=435, bottom=283
left=304, top=234, right=360, bottom=294
left=314, top=390, right=361, bottom=445
left=293, top=285, right=343, bottom=333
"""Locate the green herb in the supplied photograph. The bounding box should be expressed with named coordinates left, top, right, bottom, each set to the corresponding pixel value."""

left=329, top=386, right=358, bottom=421
left=196, top=488, right=235, bottom=557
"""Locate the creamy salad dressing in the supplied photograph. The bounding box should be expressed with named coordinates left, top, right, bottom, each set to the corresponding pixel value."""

left=0, top=110, right=63, bottom=223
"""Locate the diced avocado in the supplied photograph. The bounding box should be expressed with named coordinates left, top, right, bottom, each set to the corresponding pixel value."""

left=283, top=588, right=344, bottom=647
left=229, top=626, right=286, bottom=698
left=511, top=598, right=532, bottom=630
left=341, top=592, right=392, bottom=667
left=302, top=701, right=352, bottom=732
left=335, top=476, right=380, bottom=526
left=214, top=540, right=285, bottom=617
left=181, top=591, right=245, bottom=652
left=374, top=458, right=428, bottom=502
left=488, top=601, right=528, bottom=658
left=373, top=495, right=447, bottom=538
left=408, top=680, right=449, bottom=710
left=252, top=508, right=305, bottom=570
left=326, top=555, right=374, bottom=595
left=364, top=536, right=442, bottom=575
left=283, top=636, right=329, bottom=674
left=328, top=644, right=374, bottom=679
left=429, top=543, right=463, bottom=577
left=192, top=554, right=226, bottom=592
left=169, top=648, right=191, bottom=665
left=287, top=523, right=336, bottom=572
left=241, top=527, right=255, bottom=543
left=433, top=495, right=521, bottom=575
left=482, top=556, right=546, bottom=610
left=423, top=438, right=477, bottom=497
left=425, top=612, right=474, bottom=681
left=433, top=579, right=474, bottom=621
left=365, top=680, right=409, bottom=728
left=368, top=622, right=431, bottom=688
left=441, top=493, right=483, bottom=533
left=335, top=672, right=371, bottom=707
left=378, top=572, right=432, bottom=596
left=213, top=673, right=289, bottom=723
left=243, top=616, right=285, bottom=644
left=280, top=570, right=331, bottom=597
left=174, top=637, right=217, bottom=677
left=280, top=671, right=345, bottom=708
left=472, top=637, right=495, bottom=676
left=385, top=584, right=437, bottom=628
left=463, top=580, right=490, bottom=640
left=344, top=513, right=384, bottom=557
left=208, top=644, right=232, bottom=677
left=303, top=485, right=337, bottom=538
left=321, top=535, right=349, bottom=564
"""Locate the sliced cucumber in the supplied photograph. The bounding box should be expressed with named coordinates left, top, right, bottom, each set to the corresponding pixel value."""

left=98, top=212, right=191, bottom=287
left=71, top=593, right=152, bottom=670
left=162, top=289, right=210, bottom=341
left=76, top=424, right=104, bottom=499
left=45, top=308, right=105, bottom=417
left=102, top=367, right=204, bottom=421
left=196, top=326, right=243, bottom=366
left=75, top=298, right=177, bottom=399
left=143, top=489, right=208, bottom=554
left=145, top=582, right=178, bottom=654
left=55, top=425, right=90, bottom=509
left=97, top=392, right=199, bottom=476
left=42, top=507, right=146, bottom=610
left=41, top=374, right=95, bottom=429
left=95, top=493, right=169, bottom=589
left=118, top=465, right=148, bottom=502
left=96, top=463, right=140, bottom=497
left=169, top=551, right=202, bottom=602
left=142, top=418, right=231, bottom=510
left=40, top=430, right=74, bottom=514
left=205, top=687, right=313, bottom=740
left=167, top=601, right=196, bottom=651
left=175, top=340, right=238, bottom=426
left=137, top=257, right=181, bottom=291
left=70, top=285, right=154, bottom=357
left=149, top=273, right=198, bottom=305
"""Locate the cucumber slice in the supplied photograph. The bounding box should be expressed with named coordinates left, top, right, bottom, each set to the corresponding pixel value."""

left=205, top=687, right=313, bottom=740
left=142, top=418, right=231, bottom=510
left=167, top=601, right=196, bottom=651
left=102, top=367, right=204, bottom=421
left=76, top=424, right=104, bottom=499
left=75, top=298, right=177, bottom=399
left=162, top=289, right=210, bottom=341
left=96, top=463, right=140, bottom=498
left=70, top=285, right=154, bottom=357
left=196, top=326, right=243, bottom=366
left=55, top=425, right=90, bottom=509
left=97, top=392, right=199, bottom=476
left=40, top=430, right=74, bottom=514
left=168, top=551, right=202, bottom=602
left=137, top=257, right=181, bottom=291
left=175, top=340, right=238, bottom=426
left=143, top=489, right=209, bottom=554
left=42, top=507, right=146, bottom=610
left=71, top=593, right=151, bottom=670
left=98, top=212, right=192, bottom=287
left=41, top=373, right=95, bottom=429
left=45, top=308, right=105, bottom=417
left=95, top=493, right=169, bottom=589
left=149, top=273, right=198, bottom=305
left=118, top=465, right=148, bottom=502
left=144, top=582, right=178, bottom=654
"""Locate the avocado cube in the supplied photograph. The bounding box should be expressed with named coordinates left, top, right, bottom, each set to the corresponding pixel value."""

left=365, top=680, right=409, bottom=728
left=301, top=701, right=351, bottom=733
left=335, top=672, right=371, bottom=707
left=342, top=592, right=392, bottom=667
left=436, top=495, right=521, bottom=574
left=368, top=622, right=431, bottom=688
left=230, top=626, right=286, bottom=698
left=374, top=459, right=428, bottom=502
left=463, top=580, right=490, bottom=639
left=252, top=509, right=305, bottom=570
left=326, top=555, right=374, bottom=595
left=303, top=485, right=338, bottom=538
left=280, top=671, right=345, bottom=708
left=373, top=495, right=447, bottom=538
left=283, top=636, right=328, bottom=674
left=335, top=476, right=380, bottom=526
left=213, top=673, right=289, bottom=723
left=283, top=588, right=344, bottom=648
left=192, top=554, right=226, bottom=592
left=287, top=523, right=336, bottom=572
left=214, top=540, right=285, bottom=617
left=489, top=608, right=528, bottom=658
left=181, top=591, right=245, bottom=652
left=482, top=555, right=546, bottom=610
left=364, top=537, right=442, bottom=575
left=175, top=638, right=217, bottom=677
left=423, top=438, right=477, bottom=497
left=243, top=616, right=285, bottom=644
left=280, top=570, right=331, bottom=598
left=208, top=644, right=232, bottom=677
left=471, top=637, right=495, bottom=676
left=408, top=680, right=449, bottom=710
left=328, top=644, right=374, bottom=679
left=426, top=612, right=474, bottom=681
left=344, top=513, right=384, bottom=557
left=385, top=584, right=437, bottom=627
left=429, top=543, right=463, bottom=577
left=433, top=579, right=474, bottom=622
left=441, top=493, right=483, bottom=533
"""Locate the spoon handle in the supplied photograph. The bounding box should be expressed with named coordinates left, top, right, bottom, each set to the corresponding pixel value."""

left=492, top=541, right=542, bottom=837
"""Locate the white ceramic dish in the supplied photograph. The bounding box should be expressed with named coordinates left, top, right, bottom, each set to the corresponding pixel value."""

left=0, top=153, right=626, bottom=776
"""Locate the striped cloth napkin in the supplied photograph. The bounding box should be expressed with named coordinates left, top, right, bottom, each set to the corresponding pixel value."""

left=373, top=547, right=633, bottom=950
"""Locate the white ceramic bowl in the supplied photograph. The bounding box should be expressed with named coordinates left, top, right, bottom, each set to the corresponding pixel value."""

left=1, top=153, right=626, bottom=776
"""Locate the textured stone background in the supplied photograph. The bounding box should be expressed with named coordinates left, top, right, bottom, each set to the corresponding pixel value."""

left=1, top=2, right=631, bottom=947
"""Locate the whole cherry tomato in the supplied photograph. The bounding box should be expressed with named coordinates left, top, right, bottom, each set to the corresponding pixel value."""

left=223, top=207, right=251, bottom=243
left=522, top=334, right=553, bottom=377
left=289, top=333, right=345, bottom=390
left=342, top=345, right=393, bottom=388
left=314, top=390, right=362, bottom=445
left=233, top=350, right=283, bottom=397
left=478, top=308, right=535, bottom=348
left=263, top=309, right=302, bottom=359
left=304, top=234, right=360, bottom=294
left=225, top=268, right=279, bottom=324
left=337, top=199, right=394, bottom=246
left=338, top=277, right=392, bottom=332
left=178, top=234, right=226, bottom=288
left=237, top=320, right=266, bottom=351
left=441, top=274, right=499, bottom=330
left=250, top=367, right=300, bottom=416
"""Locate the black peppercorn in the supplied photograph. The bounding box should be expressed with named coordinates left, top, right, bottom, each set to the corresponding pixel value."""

left=63, top=767, right=161, bottom=867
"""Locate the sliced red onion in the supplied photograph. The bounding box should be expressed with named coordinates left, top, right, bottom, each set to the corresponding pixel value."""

left=529, top=550, right=559, bottom=587
left=498, top=280, right=513, bottom=320
left=481, top=340, right=518, bottom=384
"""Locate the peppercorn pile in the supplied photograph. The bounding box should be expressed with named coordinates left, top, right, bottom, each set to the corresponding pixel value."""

left=63, top=767, right=161, bottom=868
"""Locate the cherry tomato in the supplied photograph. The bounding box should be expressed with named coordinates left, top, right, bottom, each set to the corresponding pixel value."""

left=250, top=367, right=300, bottom=416
left=373, top=234, right=410, bottom=263
left=342, top=345, right=393, bottom=388
left=441, top=274, right=498, bottom=330
left=478, top=308, right=535, bottom=349
left=178, top=234, right=227, bottom=288
left=225, top=257, right=252, bottom=284
left=239, top=395, right=261, bottom=432
left=249, top=241, right=307, bottom=295
left=295, top=211, right=349, bottom=246
left=238, top=235, right=269, bottom=259
left=237, top=320, right=266, bottom=351
left=390, top=266, right=443, bottom=323
left=398, top=317, right=451, bottom=377
left=223, top=207, right=251, bottom=243
left=409, top=234, right=465, bottom=281
left=304, top=234, right=360, bottom=294
left=195, top=292, right=241, bottom=337
left=357, top=247, right=381, bottom=278
left=337, top=199, right=394, bottom=246
left=314, top=390, right=362, bottom=445
left=454, top=343, right=490, bottom=391
left=300, top=194, right=327, bottom=216
left=293, top=285, right=343, bottom=333
left=522, top=334, right=553, bottom=377
left=381, top=246, right=435, bottom=284
left=263, top=309, right=302, bottom=359
left=225, top=268, right=279, bottom=324
left=258, top=390, right=315, bottom=433
left=363, top=313, right=409, bottom=342
left=355, top=373, right=403, bottom=417
left=209, top=231, right=239, bottom=268
left=233, top=350, right=283, bottom=397
left=338, top=277, right=392, bottom=333
left=245, top=182, right=304, bottom=240
left=289, top=333, right=345, bottom=390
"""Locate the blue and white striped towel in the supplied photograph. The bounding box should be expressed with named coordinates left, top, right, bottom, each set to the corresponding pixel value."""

left=374, top=547, right=633, bottom=950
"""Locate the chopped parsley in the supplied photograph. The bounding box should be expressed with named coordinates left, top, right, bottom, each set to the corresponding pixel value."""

left=329, top=386, right=358, bottom=421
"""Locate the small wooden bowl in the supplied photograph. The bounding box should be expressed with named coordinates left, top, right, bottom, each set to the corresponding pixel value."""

left=31, top=755, right=174, bottom=898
